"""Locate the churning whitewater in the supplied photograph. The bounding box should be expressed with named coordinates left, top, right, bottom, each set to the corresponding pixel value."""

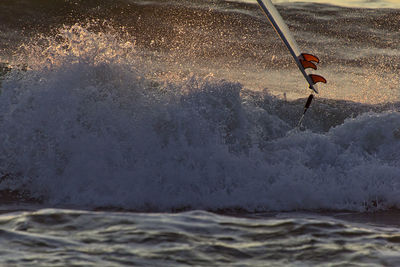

left=0, top=23, right=399, bottom=212
left=0, top=1, right=400, bottom=266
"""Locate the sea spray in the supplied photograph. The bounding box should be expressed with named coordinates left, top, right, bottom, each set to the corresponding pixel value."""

left=0, top=24, right=399, bottom=212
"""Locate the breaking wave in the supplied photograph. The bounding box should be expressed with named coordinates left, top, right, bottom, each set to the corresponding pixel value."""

left=0, top=24, right=399, bottom=212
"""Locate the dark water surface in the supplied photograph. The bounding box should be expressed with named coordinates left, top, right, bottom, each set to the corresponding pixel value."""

left=0, top=208, right=399, bottom=266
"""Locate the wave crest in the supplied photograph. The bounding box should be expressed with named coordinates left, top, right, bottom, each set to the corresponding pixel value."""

left=0, top=24, right=399, bottom=212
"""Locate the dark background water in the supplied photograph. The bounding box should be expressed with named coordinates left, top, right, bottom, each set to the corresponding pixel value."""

left=2, top=0, right=399, bottom=102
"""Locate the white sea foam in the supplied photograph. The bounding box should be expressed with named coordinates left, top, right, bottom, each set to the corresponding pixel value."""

left=0, top=25, right=399, bottom=212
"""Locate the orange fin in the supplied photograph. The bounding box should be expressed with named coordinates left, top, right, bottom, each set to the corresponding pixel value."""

left=309, top=74, right=327, bottom=84
left=300, top=59, right=317, bottom=70
left=301, top=53, right=320, bottom=63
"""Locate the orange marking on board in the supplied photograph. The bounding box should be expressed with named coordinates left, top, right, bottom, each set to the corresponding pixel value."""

left=300, top=59, right=317, bottom=70
left=309, top=74, right=327, bottom=84
left=301, top=53, right=320, bottom=63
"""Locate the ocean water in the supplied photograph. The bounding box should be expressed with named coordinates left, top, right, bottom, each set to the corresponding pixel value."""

left=0, top=0, right=399, bottom=265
